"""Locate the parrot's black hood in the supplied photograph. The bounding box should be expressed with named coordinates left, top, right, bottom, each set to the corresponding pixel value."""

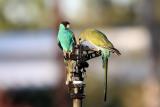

left=61, top=21, right=70, bottom=27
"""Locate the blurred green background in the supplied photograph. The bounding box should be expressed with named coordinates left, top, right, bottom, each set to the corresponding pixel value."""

left=0, top=0, right=160, bottom=107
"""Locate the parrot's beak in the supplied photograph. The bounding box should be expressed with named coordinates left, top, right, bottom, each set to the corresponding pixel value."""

left=79, top=38, right=82, bottom=44
left=79, top=38, right=84, bottom=44
left=66, top=24, right=70, bottom=28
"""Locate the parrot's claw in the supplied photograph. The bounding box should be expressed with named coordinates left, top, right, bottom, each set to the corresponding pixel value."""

left=63, top=52, right=67, bottom=59
left=68, top=52, right=71, bottom=59
left=66, top=81, right=69, bottom=85
left=66, top=80, right=72, bottom=85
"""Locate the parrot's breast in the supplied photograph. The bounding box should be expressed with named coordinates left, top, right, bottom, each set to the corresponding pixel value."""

left=58, top=30, right=74, bottom=52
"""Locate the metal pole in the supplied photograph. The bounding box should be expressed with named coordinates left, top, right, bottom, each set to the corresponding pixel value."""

left=65, top=44, right=101, bottom=107
left=71, top=82, right=84, bottom=107
left=73, top=99, right=82, bottom=107
left=72, top=45, right=83, bottom=107
left=73, top=87, right=82, bottom=107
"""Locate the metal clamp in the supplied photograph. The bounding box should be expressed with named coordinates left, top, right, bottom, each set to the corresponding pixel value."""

left=65, top=44, right=101, bottom=107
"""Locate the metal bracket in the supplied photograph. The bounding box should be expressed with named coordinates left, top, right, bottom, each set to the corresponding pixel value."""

left=65, top=44, right=102, bottom=107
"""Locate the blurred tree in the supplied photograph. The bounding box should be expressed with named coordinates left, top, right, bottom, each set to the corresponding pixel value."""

left=0, top=0, right=140, bottom=29
left=0, top=0, right=52, bottom=30
left=82, top=0, right=136, bottom=26
left=141, top=0, right=160, bottom=77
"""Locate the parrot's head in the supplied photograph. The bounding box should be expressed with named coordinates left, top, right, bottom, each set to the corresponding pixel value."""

left=60, top=21, right=70, bottom=30
left=79, top=33, right=86, bottom=44
left=79, top=37, right=84, bottom=44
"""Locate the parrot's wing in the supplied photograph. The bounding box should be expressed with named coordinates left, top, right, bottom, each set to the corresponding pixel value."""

left=57, top=32, right=63, bottom=50
left=85, top=29, right=113, bottom=48
left=58, top=42, right=63, bottom=50
left=66, top=28, right=77, bottom=46
left=72, top=33, right=77, bottom=46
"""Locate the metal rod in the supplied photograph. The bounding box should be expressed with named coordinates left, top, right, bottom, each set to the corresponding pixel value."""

left=65, top=45, right=101, bottom=107
left=73, top=99, right=82, bottom=107
left=73, top=45, right=83, bottom=107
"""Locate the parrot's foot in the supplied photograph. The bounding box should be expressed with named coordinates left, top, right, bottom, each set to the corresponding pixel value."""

left=66, top=80, right=72, bottom=85
left=63, top=52, right=72, bottom=59
left=63, top=52, right=67, bottom=59
left=66, top=81, right=69, bottom=85
left=68, top=52, right=72, bottom=59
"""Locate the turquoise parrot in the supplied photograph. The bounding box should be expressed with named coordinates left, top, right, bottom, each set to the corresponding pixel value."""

left=79, top=28, right=121, bottom=101
left=57, top=21, right=76, bottom=58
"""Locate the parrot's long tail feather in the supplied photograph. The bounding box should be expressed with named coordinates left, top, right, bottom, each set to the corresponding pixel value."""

left=110, top=47, right=121, bottom=56
left=102, top=51, right=109, bottom=102
left=104, top=58, right=108, bottom=101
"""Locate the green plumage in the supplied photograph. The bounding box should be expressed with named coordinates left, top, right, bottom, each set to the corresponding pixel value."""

left=79, top=28, right=121, bottom=102
left=57, top=24, right=75, bottom=53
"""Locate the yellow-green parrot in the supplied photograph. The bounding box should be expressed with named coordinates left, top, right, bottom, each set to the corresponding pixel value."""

left=79, top=28, right=121, bottom=101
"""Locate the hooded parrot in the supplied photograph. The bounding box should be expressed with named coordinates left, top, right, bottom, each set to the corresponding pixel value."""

left=57, top=21, right=76, bottom=85
left=57, top=21, right=76, bottom=58
left=79, top=28, right=121, bottom=101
